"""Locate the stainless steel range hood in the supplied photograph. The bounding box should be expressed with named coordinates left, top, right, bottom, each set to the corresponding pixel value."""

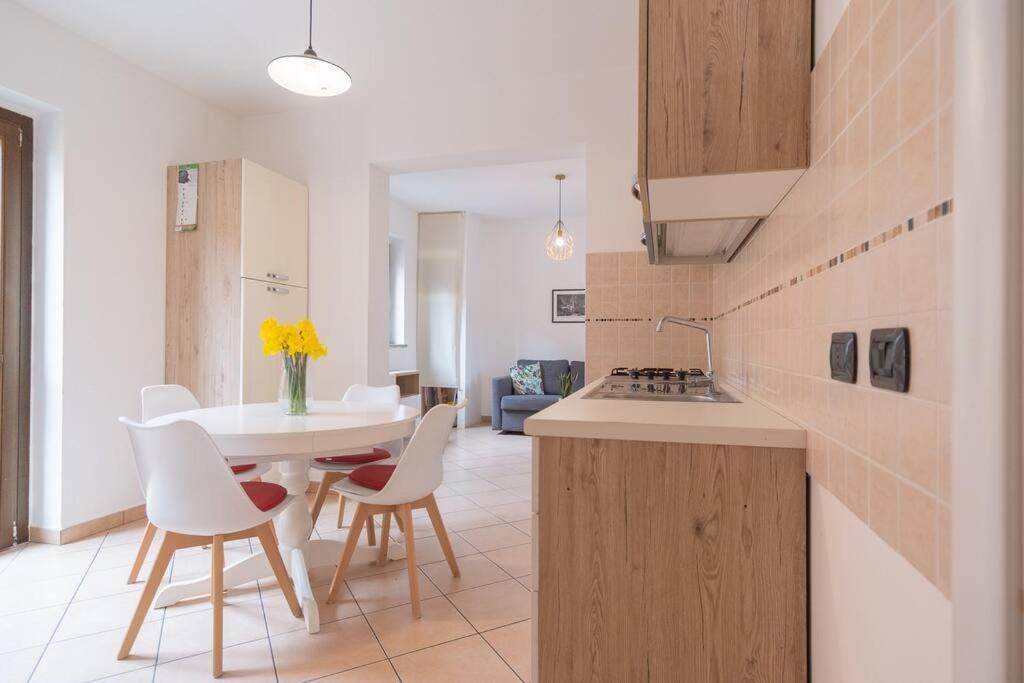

left=638, top=168, right=806, bottom=265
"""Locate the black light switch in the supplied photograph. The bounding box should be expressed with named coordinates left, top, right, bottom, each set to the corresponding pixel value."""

left=869, top=328, right=910, bottom=392
left=830, top=332, right=857, bottom=383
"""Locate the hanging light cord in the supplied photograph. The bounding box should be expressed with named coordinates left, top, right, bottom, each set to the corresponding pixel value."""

left=558, top=177, right=563, bottom=224
left=307, top=0, right=313, bottom=50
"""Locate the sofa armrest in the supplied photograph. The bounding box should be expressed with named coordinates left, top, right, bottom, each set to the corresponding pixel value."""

left=491, top=376, right=513, bottom=429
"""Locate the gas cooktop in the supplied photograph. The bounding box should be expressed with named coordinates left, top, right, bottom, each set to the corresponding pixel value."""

left=585, top=367, right=739, bottom=403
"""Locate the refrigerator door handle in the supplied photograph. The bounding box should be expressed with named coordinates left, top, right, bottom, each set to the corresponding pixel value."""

left=266, top=272, right=290, bottom=282
left=266, top=286, right=290, bottom=295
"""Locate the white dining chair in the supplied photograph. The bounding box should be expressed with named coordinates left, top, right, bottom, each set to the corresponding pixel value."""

left=308, top=384, right=402, bottom=545
left=118, top=418, right=302, bottom=677
left=127, top=385, right=270, bottom=584
left=325, top=401, right=463, bottom=618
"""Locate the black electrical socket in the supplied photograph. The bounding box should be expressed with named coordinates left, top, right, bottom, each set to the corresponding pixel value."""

left=830, top=332, right=857, bottom=383
left=869, top=328, right=910, bottom=392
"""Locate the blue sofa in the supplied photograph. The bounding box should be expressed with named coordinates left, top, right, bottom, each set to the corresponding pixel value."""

left=491, top=359, right=585, bottom=432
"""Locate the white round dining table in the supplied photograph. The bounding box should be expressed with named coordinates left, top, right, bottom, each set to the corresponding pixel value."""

left=146, top=400, right=419, bottom=634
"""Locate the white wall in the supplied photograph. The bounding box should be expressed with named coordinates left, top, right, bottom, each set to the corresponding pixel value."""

left=0, top=0, right=241, bottom=529
left=387, top=198, right=418, bottom=372
left=810, top=482, right=952, bottom=682
left=469, top=216, right=586, bottom=417
left=238, top=0, right=640, bottom=402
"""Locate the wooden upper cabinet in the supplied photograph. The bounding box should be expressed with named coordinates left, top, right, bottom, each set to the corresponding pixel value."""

left=641, top=0, right=811, bottom=180
left=241, top=159, right=309, bottom=288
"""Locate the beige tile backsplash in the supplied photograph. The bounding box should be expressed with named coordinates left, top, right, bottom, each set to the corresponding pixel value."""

left=585, top=0, right=953, bottom=595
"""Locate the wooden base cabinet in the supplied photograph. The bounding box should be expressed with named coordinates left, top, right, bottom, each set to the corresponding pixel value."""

left=534, top=437, right=806, bottom=682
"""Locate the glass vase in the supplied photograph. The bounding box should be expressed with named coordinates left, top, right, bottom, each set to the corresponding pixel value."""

left=278, top=354, right=311, bottom=415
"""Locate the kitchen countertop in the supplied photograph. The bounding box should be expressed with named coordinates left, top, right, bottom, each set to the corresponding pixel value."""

left=523, top=379, right=806, bottom=449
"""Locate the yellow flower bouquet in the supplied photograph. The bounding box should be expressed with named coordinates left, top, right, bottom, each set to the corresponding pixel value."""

left=260, top=318, right=328, bottom=415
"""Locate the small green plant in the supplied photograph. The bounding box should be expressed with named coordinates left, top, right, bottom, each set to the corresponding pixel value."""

left=559, top=371, right=578, bottom=398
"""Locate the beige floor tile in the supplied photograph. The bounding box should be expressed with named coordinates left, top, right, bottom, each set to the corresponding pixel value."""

left=516, top=574, right=535, bottom=591
left=390, top=634, right=520, bottom=683
left=487, top=474, right=532, bottom=490
left=511, top=519, right=532, bottom=536
left=366, top=595, right=474, bottom=657
left=157, top=598, right=268, bottom=664
left=447, top=579, right=531, bottom=632
left=31, top=620, right=162, bottom=683
left=261, top=581, right=360, bottom=635
left=445, top=479, right=501, bottom=495
left=89, top=540, right=158, bottom=573
left=485, top=501, right=533, bottom=523
left=317, top=660, right=400, bottom=682
left=346, top=567, right=440, bottom=613
left=271, top=615, right=385, bottom=683
left=421, top=554, right=511, bottom=595
left=0, top=604, right=63, bottom=654
left=441, top=469, right=483, bottom=483
left=465, top=490, right=523, bottom=507
left=395, top=532, right=479, bottom=567
left=53, top=589, right=163, bottom=642
left=482, top=620, right=532, bottom=682
left=422, top=495, right=480, bottom=516
left=95, top=667, right=157, bottom=682
left=74, top=561, right=161, bottom=602
left=1, top=546, right=96, bottom=584
left=0, top=645, right=44, bottom=683
left=507, top=485, right=532, bottom=501
left=101, top=519, right=152, bottom=547
left=0, top=573, right=80, bottom=616
left=484, top=543, right=532, bottom=578
left=439, top=508, right=505, bottom=533
left=458, top=524, right=531, bottom=553
left=155, top=637, right=276, bottom=681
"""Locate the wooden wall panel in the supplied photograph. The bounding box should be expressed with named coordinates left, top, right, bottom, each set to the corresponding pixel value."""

left=643, top=0, right=811, bottom=180
left=165, top=160, right=242, bottom=406
left=537, top=436, right=806, bottom=682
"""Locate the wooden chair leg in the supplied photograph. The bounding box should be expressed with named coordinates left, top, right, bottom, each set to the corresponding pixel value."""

left=377, top=511, right=392, bottom=566
left=211, top=534, right=224, bottom=678
left=127, top=521, right=157, bottom=584
left=327, top=504, right=370, bottom=604
left=425, top=494, right=460, bottom=578
left=365, top=515, right=377, bottom=546
left=398, top=504, right=421, bottom=618
left=335, top=494, right=347, bottom=529
left=258, top=522, right=302, bottom=617
left=309, top=477, right=333, bottom=528
left=118, top=532, right=176, bottom=660
left=394, top=512, right=405, bottom=533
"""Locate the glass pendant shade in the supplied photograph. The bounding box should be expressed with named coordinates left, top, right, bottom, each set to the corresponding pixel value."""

left=545, top=174, right=574, bottom=260
left=268, top=48, right=352, bottom=97
left=545, top=220, right=575, bottom=260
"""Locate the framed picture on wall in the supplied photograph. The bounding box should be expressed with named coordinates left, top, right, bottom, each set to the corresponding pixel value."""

left=551, top=289, right=586, bottom=323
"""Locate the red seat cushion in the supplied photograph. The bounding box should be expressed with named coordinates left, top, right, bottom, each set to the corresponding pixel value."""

left=240, top=481, right=288, bottom=511
left=231, top=464, right=257, bottom=475
left=315, top=448, right=390, bottom=466
left=348, top=464, right=396, bottom=491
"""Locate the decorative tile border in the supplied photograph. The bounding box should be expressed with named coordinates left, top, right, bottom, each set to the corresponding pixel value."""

left=713, top=198, right=954, bottom=321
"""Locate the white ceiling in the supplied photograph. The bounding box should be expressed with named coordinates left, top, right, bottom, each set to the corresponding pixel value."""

left=389, top=158, right=585, bottom=221
left=14, top=0, right=635, bottom=114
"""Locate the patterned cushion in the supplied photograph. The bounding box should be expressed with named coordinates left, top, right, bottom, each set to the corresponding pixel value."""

left=510, top=362, right=543, bottom=395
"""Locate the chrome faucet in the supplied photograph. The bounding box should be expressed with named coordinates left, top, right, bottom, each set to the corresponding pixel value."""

left=655, top=315, right=718, bottom=395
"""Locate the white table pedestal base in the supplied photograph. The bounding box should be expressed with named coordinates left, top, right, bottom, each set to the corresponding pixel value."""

left=153, top=458, right=347, bottom=634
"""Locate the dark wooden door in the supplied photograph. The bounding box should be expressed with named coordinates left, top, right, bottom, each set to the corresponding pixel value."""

left=0, top=107, right=32, bottom=550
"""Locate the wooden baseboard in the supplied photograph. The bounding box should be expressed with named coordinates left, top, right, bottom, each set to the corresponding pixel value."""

left=29, top=503, right=148, bottom=545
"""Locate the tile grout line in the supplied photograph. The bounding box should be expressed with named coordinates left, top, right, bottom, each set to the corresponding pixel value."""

left=26, top=529, right=109, bottom=682
left=417, top=564, right=525, bottom=681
